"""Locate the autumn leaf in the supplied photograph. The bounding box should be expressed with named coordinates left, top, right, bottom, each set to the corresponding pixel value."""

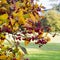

left=45, top=37, right=51, bottom=42
left=1, top=0, right=7, bottom=4
left=34, top=13, right=40, bottom=20
left=35, top=3, right=38, bottom=8
left=38, top=33, right=43, bottom=38
left=25, top=40, right=30, bottom=46
left=23, top=14, right=30, bottom=19
left=0, top=20, right=3, bottom=25
left=0, top=55, right=7, bottom=59
left=0, top=40, right=4, bottom=44
left=0, top=14, right=8, bottom=23
left=17, top=10, right=26, bottom=25
left=29, top=13, right=37, bottom=23
left=10, top=18, right=16, bottom=26
left=15, top=1, right=20, bottom=8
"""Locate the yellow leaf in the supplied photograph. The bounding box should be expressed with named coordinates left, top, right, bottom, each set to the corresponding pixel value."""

left=7, top=57, right=11, bottom=60
left=35, top=3, right=38, bottom=8
left=24, top=0, right=26, bottom=3
left=0, top=20, right=3, bottom=25
left=17, top=10, right=26, bottom=25
left=0, top=55, right=7, bottom=59
left=34, top=13, right=40, bottom=20
left=1, top=0, right=7, bottom=4
left=15, top=22, right=19, bottom=27
left=10, top=18, right=16, bottom=26
left=0, top=14, right=8, bottom=20
left=15, top=1, right=20, bottom=11
left=13, top=23, right=19, bottom=32
left=23, top=23, right=32, bottom=28
left=45, top=37, right=51, bottom=42
left=13, top=26, right=18, bottom=32
left=41, top=10, right=44, bottom=13
left=16, top=51, right=24, bottom=60
left=29, top=13, right=37, bottom=23
left=0, top=40, right=4, bottom=44
left=12, top=12, right=17, bottom=17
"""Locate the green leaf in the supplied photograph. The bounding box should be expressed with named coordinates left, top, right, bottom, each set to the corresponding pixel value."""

left=19, top=45, right=27, bottom=54
left=23, top=14, right=30, bottom=19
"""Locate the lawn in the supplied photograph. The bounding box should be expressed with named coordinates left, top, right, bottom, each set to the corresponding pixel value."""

left=21, top=43, right=60, bottom=60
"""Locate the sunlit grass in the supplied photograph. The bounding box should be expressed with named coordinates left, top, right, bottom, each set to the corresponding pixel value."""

left=23, top=43, right=60, bottom=60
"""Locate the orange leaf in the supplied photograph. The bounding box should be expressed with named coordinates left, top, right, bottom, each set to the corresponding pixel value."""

left=25, top=40, right=30, bottom=46
left=29, top=13, right=37, bottom=23
left=0, top=55, right=7, bottom=59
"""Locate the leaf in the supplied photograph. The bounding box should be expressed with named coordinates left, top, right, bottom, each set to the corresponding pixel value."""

left=0, top=20, right=3, bottom=25
left=10, top=18, right=16, bottom=26
left=0, top=55, right=7, bottom=59
left=0, top=14, right=8, bottom=21
left=12, top=12, right=17, bottom=17
left=25, top=40, right=30, bottom=46
left=0, top=40, right=4, bottom=44
left=34, top=13, right=40, bottom=20
left=29, top=13, right=37, bottom=23
left=38, top=32, right=43, bottom=38
left=1, top=0, right=7, bottom=4
left=23, top=14, right=30, bottom=19
left=13, top=22, right=19, bottom=31
left=15, top=1, right=20, bottom=9
left=1, top=46, right=7, bottom=51
left=35, top=3, right=38, bottom=8
left=19, top=45, right=27, bottom=54
left=17, top=10, right=26, bottom=25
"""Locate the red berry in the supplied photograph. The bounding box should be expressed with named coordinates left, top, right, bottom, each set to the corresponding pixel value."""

left=25, top=58, right=29, bottom=60
left=31, top=36, right=35, bottom=41
left=22, top=32, right=26, bottom=34
left=13, top=58, right=16, bottom=60
left=37, top=7, right=41, bottom=11
left=2, top=25, right=12, bottom=33
left=40, top=39, right=47, bottom=44
left=22, top=38, right=26, bottom=40
left=17, top=34, right=20, bottom=36
left=35, top=28, right=40, bottom=32
left=16, top=37, right=21, bottom=40
left=27, top=31, right=32, bottom=34
left=28, top=38, right=31, bottom=41
left=26, top=27, right=33, bottom=30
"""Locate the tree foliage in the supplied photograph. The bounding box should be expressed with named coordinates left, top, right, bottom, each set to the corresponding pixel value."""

left=52, top=4, right=60, bottom=12
left=45, top=10, right=60, bottom=32
left=0, top=0, right=50, bottom=60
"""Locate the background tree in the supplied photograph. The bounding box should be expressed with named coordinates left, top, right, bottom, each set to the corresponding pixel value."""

left=52, top=4, right=60, bottom=12
left=45, top=10, right=60, bottom=32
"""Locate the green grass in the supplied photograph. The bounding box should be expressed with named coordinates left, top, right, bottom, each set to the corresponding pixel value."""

left=21, top=43, right=60, bottom=60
